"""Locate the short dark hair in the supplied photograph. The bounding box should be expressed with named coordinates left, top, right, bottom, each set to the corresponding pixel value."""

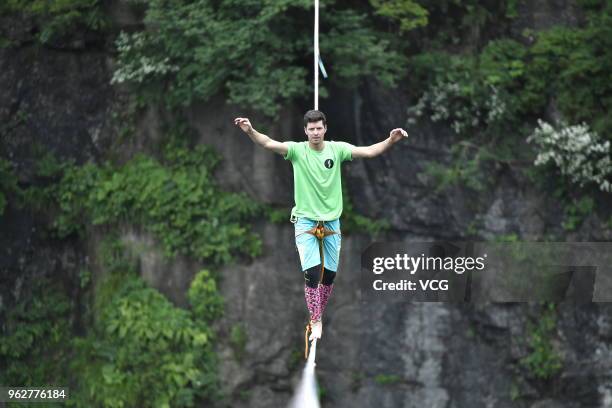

left=303, top=110, right=327, bottom=128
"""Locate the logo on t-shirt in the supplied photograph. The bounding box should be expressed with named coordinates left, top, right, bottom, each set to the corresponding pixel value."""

left=324, top=159, right=334, bottom=169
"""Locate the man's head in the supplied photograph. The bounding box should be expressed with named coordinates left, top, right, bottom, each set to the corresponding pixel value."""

left=303, top=110, right=327, bottom=147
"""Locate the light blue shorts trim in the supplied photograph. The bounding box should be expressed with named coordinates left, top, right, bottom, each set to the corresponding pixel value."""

left=293, top=217, right=342, bottom=272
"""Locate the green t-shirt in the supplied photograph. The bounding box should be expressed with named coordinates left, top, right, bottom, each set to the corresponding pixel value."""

left=284, top=140, right=354, bottom=221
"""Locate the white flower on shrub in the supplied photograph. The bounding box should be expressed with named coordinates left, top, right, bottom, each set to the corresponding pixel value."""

left=407, top=80, right=506, bottom=135
left=111, top=32, right=179, bottom=85
left=527, top=119, right=612, bottom=192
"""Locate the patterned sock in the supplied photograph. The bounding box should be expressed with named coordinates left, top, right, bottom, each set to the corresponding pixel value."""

left=304, top=284, right=321, bottom=322
left=319, top=283, right=334, bottom=318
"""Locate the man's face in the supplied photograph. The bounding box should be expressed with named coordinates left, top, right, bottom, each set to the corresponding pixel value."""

left=304, top=120, right=327, bottom=146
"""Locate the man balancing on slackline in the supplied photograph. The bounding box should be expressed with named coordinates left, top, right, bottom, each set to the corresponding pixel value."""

left=234, top=110, right=408, bottom=343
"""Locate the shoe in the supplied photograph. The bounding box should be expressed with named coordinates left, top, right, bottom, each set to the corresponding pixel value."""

left=309, top=320, right=322, bottom=341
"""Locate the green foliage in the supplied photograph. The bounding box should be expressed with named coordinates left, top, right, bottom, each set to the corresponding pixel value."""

left=1, top=224, right=226, bottom=407
left=321, top=8, right=407, bottom=89
left=49, top=142, right=262, bottom=265
left=413, top=0, right=509, bottom=48
left=0, top=279, right=72, bottom=386
left=51, top=161, right=103, bottom=238
left=91, top=236, right=141, bottom=324
left=407, top=53, right=514, bottom=136
left=265, top=206, right=292, bottom=224
left=79, top=268, right=92, bottom=289
left=424, top=161, right=478, bottom=193
left=0, top=0, right=108, bottom=45
left=188, top=270, right=224, bottom=322
left=561, top=196, right=595, bottom=232
left=479, top=39, right=527, bottom=93
left=520, top=302, right=563, bottom=380
left=350, top=370, right=365, bottom=392
left=494, top=233, right=520, bottom=242
left=407, top=51, right=474, bottom=102
left=100, top=233, right=136, bottom=273
left=14, top=149, right=66, bottom=214
left=71, top=272, right=220, bottom=407
left=505, top=0, right=519, bottom=19
left=407, top=3, right=612, bottom=208
left=509, top=381, right=521, bottom=401
left=374, top=374, right=403, bottom=385
left=518, top=8, right=612, bottom=137
left=421, top=142, right=502, bottom=193
left=111, top=0, right=406, bottom=116
left=341, top=184, right=390, bottom=236
left=229, top=324, right=248, bottom=363
left=410, top=3, right=612, bottom=135
left=35, top=148, right=66, bottom=178
left=520, top=27, right=582, bottom=116
left=317, top=383, right=328, bottom=400
left=287, top=348, right=305, bottom=372
left=547, top=6, right=612, bottom=136
left=237, top=389, right=251, bottom=401
left=369, top=0, right=429, bottom=32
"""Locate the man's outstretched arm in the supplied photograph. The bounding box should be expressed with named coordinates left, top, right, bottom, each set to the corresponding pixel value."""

left=351, top=128, right=409, bottom=159
left=234, top=117, right=288, bottom=156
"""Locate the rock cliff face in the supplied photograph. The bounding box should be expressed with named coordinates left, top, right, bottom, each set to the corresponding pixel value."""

left=0, top=15, right=113, bottom=315
left=1, top=1, right=612, bottom=407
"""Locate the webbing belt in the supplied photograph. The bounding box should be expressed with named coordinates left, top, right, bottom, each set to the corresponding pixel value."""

left=306, top=221, right=337, bottom=284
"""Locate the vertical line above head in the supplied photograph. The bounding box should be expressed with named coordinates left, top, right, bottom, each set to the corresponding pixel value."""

left=314, top=0, right=319, bottom=110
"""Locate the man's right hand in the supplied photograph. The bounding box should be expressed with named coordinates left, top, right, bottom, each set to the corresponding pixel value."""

left=234, top=117, right=253, bottom=134
left=233, top=117, right=289, bottom=156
